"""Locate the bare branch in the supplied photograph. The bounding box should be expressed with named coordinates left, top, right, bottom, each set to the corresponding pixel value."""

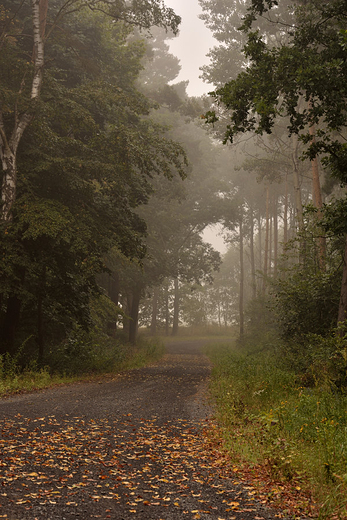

left=0, top=110, right=9, bottom=152
left=0, top=0, right=26, bottom=48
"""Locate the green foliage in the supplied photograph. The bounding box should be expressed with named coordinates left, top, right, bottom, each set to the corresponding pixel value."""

left=244, top=294, right=278, bottom=340
left=46, top=327, right=122, bottom=375
left=0, top=2, right=187, bottom=354
left=0, top=360, right=55, bottom=397
left=273, top=268, right=341, bottom=340
left=282, top=329, right=347, bottom=393
left=207, top=0, right=347, bottom=188
left=268, top=207, right=343, bottom=342
left=88, top=0, right=182, bottom=35
left=138, top=27, right=181, bottom=91
left=45, top=326, right=165, bottom=375
left=199, top=0, right=293, bottom=86
left=0, top=330, right=165, bottom=396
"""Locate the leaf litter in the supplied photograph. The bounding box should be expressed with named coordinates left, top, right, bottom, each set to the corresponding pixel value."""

left=0, top=410, right=291, bottom=519
left=0, top=345, right=315, bottom=519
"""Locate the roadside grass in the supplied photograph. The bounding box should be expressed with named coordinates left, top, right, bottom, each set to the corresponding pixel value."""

left=160, top=325, right=236, bottom=345
left=0, top=333, right=165, bottom=397
left=204, top=341, right=347, bottom=520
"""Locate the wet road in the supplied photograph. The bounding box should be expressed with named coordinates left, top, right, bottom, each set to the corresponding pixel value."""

left=0, top=339, right=287, bottom=519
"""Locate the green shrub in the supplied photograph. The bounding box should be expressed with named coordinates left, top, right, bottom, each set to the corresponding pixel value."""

left=273, top=269, right=340, bottom=340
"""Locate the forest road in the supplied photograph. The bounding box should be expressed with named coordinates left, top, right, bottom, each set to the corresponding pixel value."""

left=0, top=339, right=288, bottom=520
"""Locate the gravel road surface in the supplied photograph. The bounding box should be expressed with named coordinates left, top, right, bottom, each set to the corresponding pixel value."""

left=0, top=339, right=289, bottom=520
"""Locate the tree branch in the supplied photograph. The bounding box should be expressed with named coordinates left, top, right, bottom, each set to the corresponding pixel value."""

left=0, top=0, right=26, bottom=49
left=0, top=110, right=10, bottom=153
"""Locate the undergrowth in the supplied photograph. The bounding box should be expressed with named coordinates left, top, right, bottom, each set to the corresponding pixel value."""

left=0, top=332, right=165, bottom=397
left=205, top=341, right=347, bottom=520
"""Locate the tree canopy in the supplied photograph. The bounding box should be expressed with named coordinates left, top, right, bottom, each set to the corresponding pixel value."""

left=204, top=0, right=347, bottom=324
left=0, top=0, right=187, bottom=354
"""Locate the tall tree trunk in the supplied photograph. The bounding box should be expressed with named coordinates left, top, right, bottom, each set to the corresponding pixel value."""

left=0, top=296, right=21, bottom=355
left=269, top=195, right=273, bottom=278
left=129, top=287, right=141, bottom=345
left=309, top=119, right=326, bottom=271
left=0, top=0, right=45, bottom=220
left=217, top=292, right=222, bottom=328
left=292, top=134, right=304, bottom=231
left=150, top=286, right=159, bottom=336
left=239, top=211, right=244, bottom=339
left=172, top=277, right=179, bottom=336
left=283, top=173, right=288, bottom=246
left=273, top=192, right=278, bottom=278
left=37, top=265, right=46, bottom=365
left=96, top=271, right=119, bottom=333
left=338, top=235, right=347, bottom=328
left=108, top=273, right=120, bottom=307
left=39, top=0, right=48, bottom=37
left=257, top=209, right=262, bottom=294
left=249, top=204, right=256, bottom=299
left=164, top=280, right=170, bottom=336
left=0, top=147, right=18, bottom=221
left=122, top=293, right=132, bottom=337
left=262, top=186, right=270, bottom=295
left=292, top=134, right=306, bottom=263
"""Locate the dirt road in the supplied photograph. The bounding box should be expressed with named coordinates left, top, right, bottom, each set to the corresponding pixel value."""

left=0, top=339, right=287, bottom=519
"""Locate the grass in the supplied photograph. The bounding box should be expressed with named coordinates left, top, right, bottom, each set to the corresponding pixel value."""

left=204, top=341, right=347, bottom=520
left=0, top=333, right=165, bottom=398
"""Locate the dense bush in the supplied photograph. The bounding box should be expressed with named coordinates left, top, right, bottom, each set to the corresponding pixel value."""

left=273, top=268, right=341, bottom=340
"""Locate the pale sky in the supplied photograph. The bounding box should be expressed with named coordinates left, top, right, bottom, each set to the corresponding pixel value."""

left=164, top=1, right=227, bottom=254
left=164, top=0, right=217, bottom=97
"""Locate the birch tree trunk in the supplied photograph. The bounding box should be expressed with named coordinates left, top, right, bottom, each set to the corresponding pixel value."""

left=0, top=0, right=46, bottom=220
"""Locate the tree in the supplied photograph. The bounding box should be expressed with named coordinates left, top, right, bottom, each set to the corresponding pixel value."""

left=138, top=26, right=181, bottom=92
left=0, top=3, right=187, bottom=355
left=0, top=0, right=181, bottom=221
left=131, top=113, right=232, bottom=336
left=199, top=0, right=293, bottom=87
left=205, top=0, right=347, bottom=325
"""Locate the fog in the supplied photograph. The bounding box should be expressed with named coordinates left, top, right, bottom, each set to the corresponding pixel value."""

left=165, top=0, right=217, bottom=96
left=1, top=0, right=343, bottom=358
